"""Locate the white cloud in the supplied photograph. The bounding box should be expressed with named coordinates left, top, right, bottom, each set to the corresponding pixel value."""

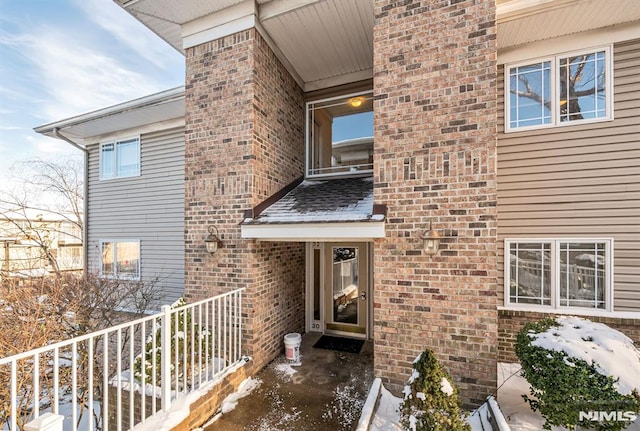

left=74, top=0, right=181, bottom=70
left=0, top=125, right=22, bottom=131
left=25, top=134, right=82, bottom=157
left=13, top=27, right=161, bottom=121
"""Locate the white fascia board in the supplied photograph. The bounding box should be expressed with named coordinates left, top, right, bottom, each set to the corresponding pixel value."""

left=241, top=222, right=385, bottom=242
left=182, top=1, right=256, bottom=49
left=498, top=21, right=640, bottom=65
left=497, top=0, right=580, bottom=24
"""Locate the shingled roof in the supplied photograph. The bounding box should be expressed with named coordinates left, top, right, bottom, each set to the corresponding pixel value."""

left=242, top=177, right=383, bottom=224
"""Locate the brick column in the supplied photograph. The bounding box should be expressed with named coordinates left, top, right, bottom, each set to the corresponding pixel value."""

left=373, top=0, right=498, bottom=406
left=184, top=29, right=305, bottom=370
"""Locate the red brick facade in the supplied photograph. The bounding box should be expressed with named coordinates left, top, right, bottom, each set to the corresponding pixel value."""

left=184, top=0, right=498, bottom=409
left=184, top=29, right=305, bottom=371
left=372, top=0, right=498, bottom=406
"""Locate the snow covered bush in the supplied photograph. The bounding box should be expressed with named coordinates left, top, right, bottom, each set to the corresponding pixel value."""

left=516, top=316, right=640, bottom=431
left=133, top=298, right=214, bottom=387
left=400, top=348, right=470, bottom=431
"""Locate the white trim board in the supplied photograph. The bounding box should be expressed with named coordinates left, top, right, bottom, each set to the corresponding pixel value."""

left=241, top=222, right=385, bottom=242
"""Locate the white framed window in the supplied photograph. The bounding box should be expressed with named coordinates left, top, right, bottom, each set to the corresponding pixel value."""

left=306, top=91, right=374, bottom=178
left=505, top=239, right=613, bottom=311
left=100, top=137, right=140, bottom=179
left=100, top=240, right=140, bottom=279
left=505, top=46, right=612, bottom=132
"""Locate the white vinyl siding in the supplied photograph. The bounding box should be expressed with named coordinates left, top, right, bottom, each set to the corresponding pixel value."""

left=505, top=46, right=612, bottom=132
left=498, top=39, right=640, bottom=313
left=88, top=127, right=185, bottom=305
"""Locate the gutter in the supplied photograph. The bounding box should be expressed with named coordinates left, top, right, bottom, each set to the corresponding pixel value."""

left=52, top=128, right=90, bottom=274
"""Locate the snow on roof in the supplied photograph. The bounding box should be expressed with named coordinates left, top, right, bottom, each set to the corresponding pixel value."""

left=529, top=316, right=640, bottom=395
left=243, top=177, right=380, bottom=224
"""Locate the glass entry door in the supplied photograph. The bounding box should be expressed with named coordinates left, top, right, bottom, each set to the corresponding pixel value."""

left=325, top=243, right=368, bottom=336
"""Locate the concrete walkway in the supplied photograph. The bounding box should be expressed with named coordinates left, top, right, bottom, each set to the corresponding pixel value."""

left=205, top=332, right=374, bottom=431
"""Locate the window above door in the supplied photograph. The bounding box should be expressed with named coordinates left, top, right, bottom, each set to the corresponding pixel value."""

left=306, top=91, right=373, bottom=178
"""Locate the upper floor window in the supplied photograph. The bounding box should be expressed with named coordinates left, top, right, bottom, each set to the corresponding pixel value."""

left=100, top=137, right=140, bottom=179
left=505, top=46, right=612, bottom=132
left=306, top=91, right=373, bottom=178
left=100, top=239, right=140, bottom=279
left=505, top=239, right=613, bottom=311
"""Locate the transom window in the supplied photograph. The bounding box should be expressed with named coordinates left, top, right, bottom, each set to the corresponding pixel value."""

left=100, top=137, right=140, bottom=179
left=306, top=91, right=373, bottom=178
left=505, top=239, right=612, bottom=311
left=101, top=240, right=140, bottom=279
left=505, top=46, right=612, bottom=132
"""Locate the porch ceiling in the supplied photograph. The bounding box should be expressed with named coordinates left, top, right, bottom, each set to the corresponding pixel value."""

left=115, top=0, right=374, bottom=91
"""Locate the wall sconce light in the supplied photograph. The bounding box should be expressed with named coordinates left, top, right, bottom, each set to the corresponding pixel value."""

left=205, top=225, right=223, bottom=254
left=420, top=220, right=441, bottom=255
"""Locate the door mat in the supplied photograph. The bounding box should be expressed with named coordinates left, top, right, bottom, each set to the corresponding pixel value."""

left=312, top=335, right=364, bottom=354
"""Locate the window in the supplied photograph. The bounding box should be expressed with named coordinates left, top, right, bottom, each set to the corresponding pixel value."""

left=306, top=91, right=373, bottom=178
left=101, top=240, right=140, bottom=279
left=100, top=137, right=140, bottom=179
left=505, top=239, right=612, bottom=311
left=505, top=46, right=611, bottom=132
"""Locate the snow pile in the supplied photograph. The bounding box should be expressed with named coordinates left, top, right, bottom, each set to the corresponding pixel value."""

left=440, top=377, right=454, bottom=396
left=273, top=362, right=298, bottom=379
left=220, top=377, right=261, bottom=413
left=370, top=386, right=402, bottom=431
left=529, top=316, right=640, bottom=395
left=368, top=383, right=499, bottom=431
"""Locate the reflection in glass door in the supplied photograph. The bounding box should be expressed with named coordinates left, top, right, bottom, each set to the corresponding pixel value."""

left=326, top=244, right=367, bottom=336
left=332, top=247, right=359, bottom=324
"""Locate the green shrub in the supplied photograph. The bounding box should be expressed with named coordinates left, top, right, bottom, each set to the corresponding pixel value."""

left=400, top=348, right=470, bottom=431
left=516, top=318, right=640, bottom=431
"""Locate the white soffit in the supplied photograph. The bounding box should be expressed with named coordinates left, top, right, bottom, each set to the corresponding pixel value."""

left=241, top=222, right=385, bottom=242
left=260, top=0, right=374, bottom=89
left=117, top=0, right=374, bottom=91
left=34, top=87, right=185, bottom=142
left=497, top=0, right=640, bottom=49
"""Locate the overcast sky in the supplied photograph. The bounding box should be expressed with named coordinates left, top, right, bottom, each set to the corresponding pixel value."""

left=0, top=0, right=184, bottom=188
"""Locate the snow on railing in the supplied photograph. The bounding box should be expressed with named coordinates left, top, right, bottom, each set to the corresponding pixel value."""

left=0, top=288, right=245, bottom=431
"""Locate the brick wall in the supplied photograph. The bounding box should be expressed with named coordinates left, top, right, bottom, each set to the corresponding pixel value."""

left=499, top=310, right=640, bottom=363
left=184, top=28, right=305, bottom=371
left=372, top=0, right=498, bottom=407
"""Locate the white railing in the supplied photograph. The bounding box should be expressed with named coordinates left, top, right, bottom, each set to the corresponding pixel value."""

left=0, top=288, right=245, bottom=431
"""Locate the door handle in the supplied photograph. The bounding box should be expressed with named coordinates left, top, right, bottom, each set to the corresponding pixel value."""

left=360, top=291, right=366, bottom=300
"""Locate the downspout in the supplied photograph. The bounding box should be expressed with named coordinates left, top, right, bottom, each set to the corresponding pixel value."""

left=52, top=128, right=89, bottom=274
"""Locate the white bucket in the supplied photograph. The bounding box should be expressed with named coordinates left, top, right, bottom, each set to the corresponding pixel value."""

left=284, top=333, right=301, bottom=362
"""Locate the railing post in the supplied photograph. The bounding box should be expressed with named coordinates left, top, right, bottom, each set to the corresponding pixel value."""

left=160, top=305, right=172, bottom=412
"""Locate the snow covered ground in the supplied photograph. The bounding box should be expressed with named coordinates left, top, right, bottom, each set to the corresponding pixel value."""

left=499, top=362, right=640, bottom=431
left=365, top=360, right=640, bottom=431
left=367, top=385, right=496, bottom=431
